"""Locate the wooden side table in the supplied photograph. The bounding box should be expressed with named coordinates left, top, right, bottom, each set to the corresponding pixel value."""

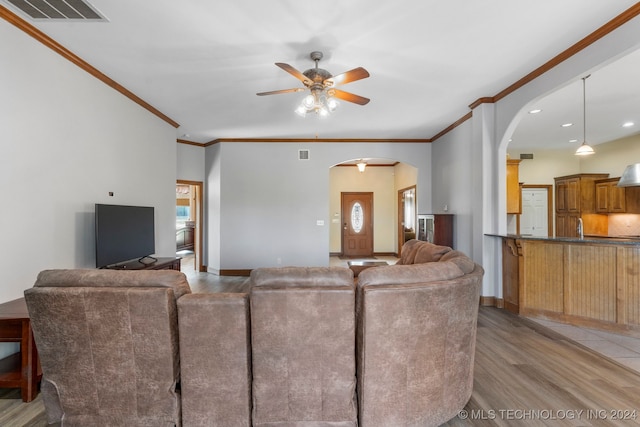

left=0, top=298, right=41, bottom=402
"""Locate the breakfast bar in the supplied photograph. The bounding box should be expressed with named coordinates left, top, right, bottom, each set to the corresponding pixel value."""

left=490, top=234, right=640, bottom=335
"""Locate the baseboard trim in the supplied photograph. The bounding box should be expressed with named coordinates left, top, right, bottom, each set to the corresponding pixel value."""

left=219, top=269, right=252, bottom=277
left=480, top=296, right=503, bottom=307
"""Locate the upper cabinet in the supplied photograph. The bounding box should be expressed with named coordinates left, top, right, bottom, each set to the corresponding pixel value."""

left=595, top=178, right=626, bottom=213
left=555, top=174, right=608, bottom=214
left=507, top=159, right=522, bottom=214
left=595, top=177, right=640, bottom=214
left=555, top=173, right=609, bottom=237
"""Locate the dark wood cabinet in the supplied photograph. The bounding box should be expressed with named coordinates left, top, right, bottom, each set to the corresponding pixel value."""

left=502, top=238, right=520, bottom=313
left=176, top=226, right=195, bottom=251
left=0, top=299, right=41, bottom=402
left=433, top=214, right=454, bottom=248
left=555, top=213, right=580, bottom=238
left=554, top=173, right=608, bottom=237
left=595, top=178, right=627, bottom=213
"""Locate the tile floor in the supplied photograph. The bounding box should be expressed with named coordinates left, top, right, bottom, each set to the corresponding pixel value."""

left=529, top=317, right=640, bottom=373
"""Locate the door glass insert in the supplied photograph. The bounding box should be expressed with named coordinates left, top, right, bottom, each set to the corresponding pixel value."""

left=351, top=202, right=363, bottom=233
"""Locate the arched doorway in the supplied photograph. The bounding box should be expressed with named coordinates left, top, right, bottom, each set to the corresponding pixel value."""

left=329, top=158, right=418, bottom=257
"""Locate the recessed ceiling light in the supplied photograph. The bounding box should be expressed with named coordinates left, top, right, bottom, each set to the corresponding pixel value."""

left=622, top=121, right=635, bottom=128
left=569, top=139, right=578, bottom=143
left=528, top=109, right=542, bottom=114
left=561, top=123, right=573, bottom=127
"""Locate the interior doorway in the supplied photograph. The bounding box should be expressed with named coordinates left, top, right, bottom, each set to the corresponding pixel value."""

left=341, top=192, right=374, bottom=257
left=398, top=186, right=417, bottom=254
left=519, top=185, right=553, bottom=237
left=176, top=180, right=205, bottom=272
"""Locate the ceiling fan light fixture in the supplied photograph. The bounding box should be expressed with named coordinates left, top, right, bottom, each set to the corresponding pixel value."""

left=327, top=97, right=339, bottom=112
left=302, top=94, right=315, bottom=109
left=295, top=104, right=308, bottom=117
left=318, top=105, right=330, bottom=117
left=259, top=51, right=370, bottom=117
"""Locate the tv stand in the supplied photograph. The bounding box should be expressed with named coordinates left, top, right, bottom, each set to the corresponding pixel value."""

left=104, top=257, right=181, bottom=271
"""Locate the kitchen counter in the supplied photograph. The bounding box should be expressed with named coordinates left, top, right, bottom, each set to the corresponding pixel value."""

left=486, top=233, right=640, bottom=245
left=491, top=234, right=640, bottom=335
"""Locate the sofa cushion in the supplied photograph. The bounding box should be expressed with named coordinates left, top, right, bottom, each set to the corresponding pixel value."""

left=358, top=260, right=464, bottom=287
left=250, top=266, right=353, bottom=288
left=33, top=269, right=191, bottom=300
left=178, top=293, right=252, bottom=426
left=396, top=239, right=421, bottom=265
left=250, top=267, right=357, bottom=426
left=398, top=240, right=453, bottom=265
left=439, top=250, right=476, bottom=274
left=413, top=242, right=452, bottom=264
left=25, top=286, right=181, bottom=425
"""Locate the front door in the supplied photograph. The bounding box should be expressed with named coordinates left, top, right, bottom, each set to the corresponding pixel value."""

left=341, top=192, right=374, bottom=257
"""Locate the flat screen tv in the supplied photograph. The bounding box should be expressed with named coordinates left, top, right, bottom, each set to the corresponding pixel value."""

left=95, top=204, right=155, bottom=268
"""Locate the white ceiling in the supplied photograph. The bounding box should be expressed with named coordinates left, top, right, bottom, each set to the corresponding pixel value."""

left=4, top=0, right=640, bottom=147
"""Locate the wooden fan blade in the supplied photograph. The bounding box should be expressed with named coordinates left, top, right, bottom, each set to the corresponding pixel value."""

left=331, top=89, right=370, bottom=105
left=257, top=88, right=305, bottom=96
left=275, top=63, right=312, bottom=85
left=327, top=67, right=370, bottom=86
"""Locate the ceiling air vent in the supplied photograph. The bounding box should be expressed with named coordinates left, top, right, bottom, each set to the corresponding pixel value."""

left=298, top=149, right=310, bottom=160
left=5, top=0, right=106, bottom=20
left=520, top=153, right=534, bottom=160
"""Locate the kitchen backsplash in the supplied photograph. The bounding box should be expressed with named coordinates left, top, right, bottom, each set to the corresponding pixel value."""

left=608, top=214, right=640, bottom=236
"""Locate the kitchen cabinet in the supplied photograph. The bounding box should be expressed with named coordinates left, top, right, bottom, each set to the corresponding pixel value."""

left=555, top=213, right=580, bottom=238
left=506, top=159, right=522, bottom=214
left=554, top=173, right=608, bottom=237
left=594, top=178, right=640, bottom=214
left=501, top=238, right=520, bottom=314
left=595, top=178, right=626, bottom=213
left=508, top=236, right=640, bottom=333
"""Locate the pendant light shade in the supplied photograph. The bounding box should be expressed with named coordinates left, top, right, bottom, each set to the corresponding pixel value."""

left=356, top=160, right=367, bottom=172
left=575, top=143, right=595, bottom=155
left=575, top=75, right=595, bottom=156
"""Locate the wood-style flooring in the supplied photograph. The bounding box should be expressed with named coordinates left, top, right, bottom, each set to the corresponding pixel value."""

left=5, top=267, right=640, bottom=426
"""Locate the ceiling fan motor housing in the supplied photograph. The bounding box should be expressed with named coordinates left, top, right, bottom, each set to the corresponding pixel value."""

left=303, top=68, right=333, bottom=88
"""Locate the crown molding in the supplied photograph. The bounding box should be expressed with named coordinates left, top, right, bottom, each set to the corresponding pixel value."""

left=5, top=2, right=640, bottom=144
left=0, top=5, right=180, bottom=129
left=436, top=3, right=640, bottom=141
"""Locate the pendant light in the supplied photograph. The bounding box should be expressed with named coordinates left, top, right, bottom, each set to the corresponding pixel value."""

left=575, top=75, right=595, bottom=156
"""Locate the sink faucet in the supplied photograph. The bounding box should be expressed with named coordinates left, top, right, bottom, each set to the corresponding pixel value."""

left=577, top=218, right=584, bottom=239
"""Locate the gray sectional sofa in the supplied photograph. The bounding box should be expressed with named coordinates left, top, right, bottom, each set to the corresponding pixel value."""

left=25, top=240, right=483, bottom=427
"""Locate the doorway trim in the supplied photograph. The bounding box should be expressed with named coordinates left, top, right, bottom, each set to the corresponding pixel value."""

left=397, top=185, right=417, bottom=255
left=177, top=179, right=205, bottom=272
left=519, top=184, right=553, bottom=237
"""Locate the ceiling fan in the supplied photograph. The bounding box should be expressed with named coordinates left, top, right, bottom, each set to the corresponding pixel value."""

left=257, top=51, right=370, bottom=116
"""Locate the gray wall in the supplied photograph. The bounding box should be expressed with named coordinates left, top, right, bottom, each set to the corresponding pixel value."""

left=204, top=142, right=431, bottom=271
left=1, top=19, right=179, bottom=358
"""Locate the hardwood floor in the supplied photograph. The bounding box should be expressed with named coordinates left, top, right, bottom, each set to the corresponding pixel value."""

left=442, top=307, right=640, bottom=426
left=7, top=266, right=640, bottom=426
